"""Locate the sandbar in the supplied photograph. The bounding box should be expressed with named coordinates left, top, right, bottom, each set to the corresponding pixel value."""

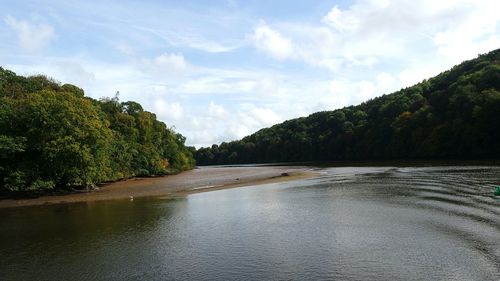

left=0, top=165, right=318, bottom=208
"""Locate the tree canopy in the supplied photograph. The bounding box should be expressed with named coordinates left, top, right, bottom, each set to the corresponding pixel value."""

left=0, top=69, right=195, bottom=192
left=195, top=49, right=500, bottom=165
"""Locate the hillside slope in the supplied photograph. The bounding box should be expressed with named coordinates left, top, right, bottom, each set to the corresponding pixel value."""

left=196, top=49, right=500, bottom=165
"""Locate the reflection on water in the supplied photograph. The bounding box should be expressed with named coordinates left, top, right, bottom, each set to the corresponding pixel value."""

left=0, top=198, right=186, bottom=280
left=0, top=166, right=499, bottom=280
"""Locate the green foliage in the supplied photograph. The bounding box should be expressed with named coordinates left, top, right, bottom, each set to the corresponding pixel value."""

left=0, top=68, right=195, bottom=193
left=195, top=48, right=500, bottom=165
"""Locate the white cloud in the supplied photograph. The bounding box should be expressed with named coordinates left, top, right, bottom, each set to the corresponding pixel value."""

left=154, top=99, right=184, bottom=121
left=152, top=53, right=188, bottom=70
left=397, top=65, right=443, bottom=86
left=181, top=103, right=285, bottom=147
left=181, top=39, right=240, bottom=53
left=161, top=31, right=240, bottom=53
left=252, top=22, right=294, bottom=59
left=208, top=101, right=227, bottom=118
left=220, top=106, right=282, bottom=142
left=176, top=76, right=255, bottom=95
left=189, top=130, right=222, bottom=147
left=316, top=79, right=376, bottom=111
left=4, top=15, right=56, bottom=53
left=322, top=6, right=359, bottom=32
left=252, top=77, right=280, bottom=97
left=431, top=1, right=500, bottom=61
left=55, top=61, right=95, bottom=86
left=140, top=53, right=190, bottom=77
left=248, top=107, right=282, bottom=126
left=250, top=0, right=499, bottom=77
left=376, top=72, right=398, bottom=94
left=145, top=24, right=242, bottom=53
left=224, top=123, right=252, bottom=141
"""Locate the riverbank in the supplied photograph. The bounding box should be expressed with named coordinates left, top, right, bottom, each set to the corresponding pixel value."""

left=0, top=166, right=318, bottom=208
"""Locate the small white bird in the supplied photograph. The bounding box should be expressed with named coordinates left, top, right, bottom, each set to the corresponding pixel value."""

left=129, top=196, right=134, bottom=201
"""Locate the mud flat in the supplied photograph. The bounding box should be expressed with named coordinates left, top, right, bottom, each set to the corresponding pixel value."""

left=0, top=166, right=318, bottom=208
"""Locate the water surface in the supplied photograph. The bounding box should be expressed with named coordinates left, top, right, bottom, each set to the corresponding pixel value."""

left=1, top=166, right=499, bottom=280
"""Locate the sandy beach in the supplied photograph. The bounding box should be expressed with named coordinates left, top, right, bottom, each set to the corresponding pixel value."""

left=0, top=166, right=318, bottom=208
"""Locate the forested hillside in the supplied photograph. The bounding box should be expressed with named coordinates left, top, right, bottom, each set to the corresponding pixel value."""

left=0, top=69, right=195, bottom=192
left=196, top=49, right=500, bottom=165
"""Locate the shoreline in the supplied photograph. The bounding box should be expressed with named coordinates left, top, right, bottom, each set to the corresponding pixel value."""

left=0, top=166, right=318, bottom=209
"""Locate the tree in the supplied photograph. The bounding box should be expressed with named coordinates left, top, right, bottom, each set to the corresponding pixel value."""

left=0, top=68, right=195, bottom=193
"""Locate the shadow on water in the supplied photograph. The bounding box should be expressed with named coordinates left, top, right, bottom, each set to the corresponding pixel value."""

left=0, top=197, right=188, bottom=281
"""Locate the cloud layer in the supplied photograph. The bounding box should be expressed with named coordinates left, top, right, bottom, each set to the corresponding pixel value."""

left=4, top=15, right=56, bottom=52
left=1, top=0, right=498, bottom=147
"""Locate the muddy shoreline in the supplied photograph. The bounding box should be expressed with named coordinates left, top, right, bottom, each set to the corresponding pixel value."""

left=0, top=166, right=318, bottom=208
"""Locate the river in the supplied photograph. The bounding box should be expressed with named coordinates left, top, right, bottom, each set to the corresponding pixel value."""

left=1, top=166, right=499, bottom=280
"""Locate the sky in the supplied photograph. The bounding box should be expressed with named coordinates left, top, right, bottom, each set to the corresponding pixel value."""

left=1, top=0, right=499, bottom=148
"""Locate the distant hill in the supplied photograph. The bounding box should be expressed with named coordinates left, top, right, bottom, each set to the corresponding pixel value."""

left=0, top=68, right=195, bottom=193
left=195, top=49, right=500, bottom=165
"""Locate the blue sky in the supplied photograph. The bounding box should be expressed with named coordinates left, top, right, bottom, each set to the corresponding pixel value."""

left=1, top=0, right=499, bottom=147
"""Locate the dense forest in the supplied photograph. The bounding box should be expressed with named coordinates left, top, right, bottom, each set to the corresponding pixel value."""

left=196, top=49, right=500, bottom=165
left=0, top=69, right=195, bottom=193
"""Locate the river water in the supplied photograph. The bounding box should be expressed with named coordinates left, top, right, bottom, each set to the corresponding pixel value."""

left=1, top=166, right=499, bottom=280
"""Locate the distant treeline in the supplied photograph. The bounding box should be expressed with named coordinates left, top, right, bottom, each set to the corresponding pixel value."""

left=0, top=69, right=195, bottom=192
left=195, top=49, right=500, bottom=165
